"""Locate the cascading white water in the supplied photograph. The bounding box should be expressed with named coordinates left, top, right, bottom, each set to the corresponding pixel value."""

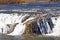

left=0, top=13, right=60, bottom=36
left=0, top=22, right=9, bottom=34
left=52, top=17, right=60, bottom=36
left=8, top=14, right=35, bottom=36
left=51, top=17, right=58, bottom=26
left=7, top=23, right=26, bottom=35
left=0, top=13, right=24, bottom=35
left=0, top=13, right=35, bottom=36
left=44, top=17, right=60, bottom=36
left=0, top=14, right=11, bottom=34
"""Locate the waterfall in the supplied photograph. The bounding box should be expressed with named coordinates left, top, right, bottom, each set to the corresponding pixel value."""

left=51, top=17, right=60, bottom=36
left=7, top=14, right=35, bottom=36
left=0, top=13, right=36, bottom=35
left=44, top=17, right=60, bottom=36
left=7, top=14, right=29, bottom=35
left=0, top=14, right=11, bottom=34
left=0, top=22, right=9, bottom=34
left=7, top=23, right=26, bottom=35
left=0, top=14, right=26, bottom=35
left=0, top=13, right=60, bottom=36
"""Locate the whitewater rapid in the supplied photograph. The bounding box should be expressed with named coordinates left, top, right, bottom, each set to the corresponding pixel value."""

left=0, top=13, right=35, bottom=36
left=44, top=17, right=60, bottom=36
left=0, top=13, right=25, bottom=35
left=0, top=13, right=60, bottom=36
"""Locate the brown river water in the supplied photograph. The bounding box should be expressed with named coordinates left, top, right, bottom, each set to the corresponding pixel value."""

left=0, top=34, right=60, bottom=40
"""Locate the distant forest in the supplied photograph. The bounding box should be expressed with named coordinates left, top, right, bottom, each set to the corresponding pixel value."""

left=0, top=0, right=60, bottom=4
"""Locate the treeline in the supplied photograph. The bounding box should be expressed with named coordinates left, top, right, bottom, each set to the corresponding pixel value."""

left=0, top=0, right=60, bottom=4
left=0, top=0, right=37, bottom=4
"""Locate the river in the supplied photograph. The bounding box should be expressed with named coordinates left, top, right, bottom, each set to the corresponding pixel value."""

left=0, top=34, right=60, bottom=40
